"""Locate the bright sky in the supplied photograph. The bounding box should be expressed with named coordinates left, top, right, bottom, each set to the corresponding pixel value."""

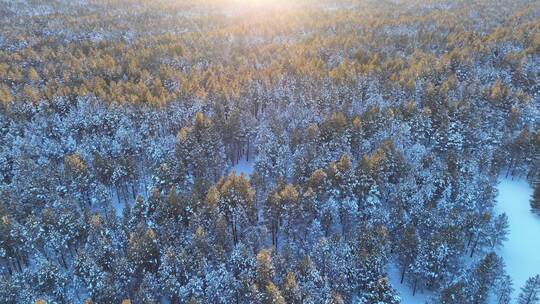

left=224, top=0, right=296, bottom=9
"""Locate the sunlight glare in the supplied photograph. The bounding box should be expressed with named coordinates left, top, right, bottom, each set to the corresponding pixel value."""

left=227, top=0, right=291, bottom=10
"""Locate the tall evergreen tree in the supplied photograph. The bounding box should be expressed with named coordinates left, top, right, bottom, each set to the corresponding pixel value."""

left=518, top=275, right=540, bottom=304
left=283, top=272, right=301, bottom=304
left=531, top=180, right=540, bottom=215
left=256, top=249, right=275, bottom=288
left=263, top=282, right=286, bottom=304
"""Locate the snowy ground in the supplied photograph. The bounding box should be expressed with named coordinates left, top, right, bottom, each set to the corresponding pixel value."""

left=231, top=158, right=255, bottom=177
left=387, top=262, right=430, bottom=304
left=495, top=177, right=539, bottom=300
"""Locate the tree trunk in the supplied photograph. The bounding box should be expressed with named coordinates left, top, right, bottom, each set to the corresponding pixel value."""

left=271, top=223, right=276, bottom=247
left=470, top=234, right=481, bottom=257
left=467, top=231, right=474, bottom=248
left=131, top=183, right=137, bottom=200
left=523, top=291, right=534, bottom=304
left=246, top=139, right=250, bottom=161
left=232, top=219, right=238, bottom=245
left=59, top=251, right=67, bottom=268
left=16, top=257, right=22, bottom=272
left=272, top=220, right=279, bottom=248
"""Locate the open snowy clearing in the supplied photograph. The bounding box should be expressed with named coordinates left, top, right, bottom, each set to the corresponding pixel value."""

left=231, top=158, right=255, bottom=177
left=495, top=178, right=539, bottom=301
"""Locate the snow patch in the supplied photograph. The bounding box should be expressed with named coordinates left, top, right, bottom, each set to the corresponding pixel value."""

left=231, top=158, right=255, bottom=177
left=495, top=178, right=540, bottom=300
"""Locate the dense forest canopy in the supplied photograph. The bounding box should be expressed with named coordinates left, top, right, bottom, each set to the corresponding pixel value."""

left=0, top=0, right=539, bottom=303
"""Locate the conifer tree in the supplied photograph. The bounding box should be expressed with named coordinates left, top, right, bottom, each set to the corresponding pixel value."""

left=328, top=291, right=345, bottom=304
left=283, top=272, right=301, bottom=304
left=265, top=183, right=299, bottom=247
left=531, top=180, right=540, bottom=215
left=396, top=224, right=418, bottom=284
left=359, top=277, right=400, bottom=304
left=473, top=252, right=504, bottom=303
left=127, top=228, right=160, bottom=273
left=256, top=249, right=275, bottom=287
left=64, top=153, right=92, bottom=205
left=490, top=213, right=509, bottom=249
left=263, top=282, right=286, bottom=304
left=494, top=274, right=513, bottom=304
left=518, top=275, right=540, bottom=304
left=207, top=173, right=255, bottom=245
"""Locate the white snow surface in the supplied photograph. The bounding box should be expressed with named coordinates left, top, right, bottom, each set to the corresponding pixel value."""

left=231, top=158, right=255, bottom=177
left=387, top=261, right=430, bottom=304
left=495, top=177, right=540, bottom=300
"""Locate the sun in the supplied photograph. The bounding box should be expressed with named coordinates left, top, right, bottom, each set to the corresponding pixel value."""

left=227, top=0, right=290, bottom=9
left=235, top=0, right=269, bottom=3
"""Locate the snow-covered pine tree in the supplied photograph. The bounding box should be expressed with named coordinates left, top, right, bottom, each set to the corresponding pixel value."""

left=530, top=180, right=540, bottom=215
left=518, top=275, right=540, bottom=304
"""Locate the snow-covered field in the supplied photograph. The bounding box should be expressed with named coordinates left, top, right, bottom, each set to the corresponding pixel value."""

left=495, top=178, right=539, bottom=300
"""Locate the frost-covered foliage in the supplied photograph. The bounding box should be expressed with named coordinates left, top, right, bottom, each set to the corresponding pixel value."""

left=0, top=0, right=539, bottom=303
